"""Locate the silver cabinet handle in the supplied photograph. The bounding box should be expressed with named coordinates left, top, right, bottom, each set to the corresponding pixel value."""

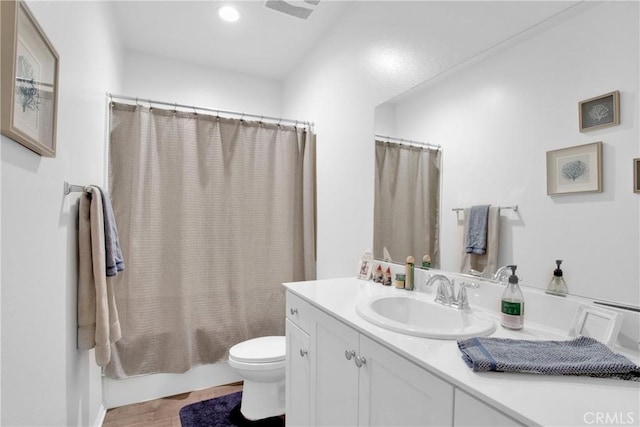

left=354, top=355, right=367, bottom=368
left=345, top=349, right=356, bottom=360
left=300, top=349, right=308, bottom=357
left=290, top=307, right=298, bottom=315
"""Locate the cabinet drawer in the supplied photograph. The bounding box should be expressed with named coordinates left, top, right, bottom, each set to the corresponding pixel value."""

left=286, top=292, right=311, bottom=332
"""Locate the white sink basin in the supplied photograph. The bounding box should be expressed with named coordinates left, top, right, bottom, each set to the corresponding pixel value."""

left=356, top=293, right=496, bottom=340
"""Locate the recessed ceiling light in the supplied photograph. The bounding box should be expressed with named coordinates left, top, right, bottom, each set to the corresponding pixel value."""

left=218, top=6, right=240, bottom=23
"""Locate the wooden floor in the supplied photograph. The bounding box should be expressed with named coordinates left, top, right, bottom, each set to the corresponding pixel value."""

left=102, top=382, right=243, bottom=427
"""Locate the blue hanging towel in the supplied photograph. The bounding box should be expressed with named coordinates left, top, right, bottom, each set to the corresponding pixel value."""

left=95, top=186, right=125, bottom=277
left=465, top=204, right=490, bottom=254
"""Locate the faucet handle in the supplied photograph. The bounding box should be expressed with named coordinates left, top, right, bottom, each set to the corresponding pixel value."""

left=457, top=281, right=479, bottom=310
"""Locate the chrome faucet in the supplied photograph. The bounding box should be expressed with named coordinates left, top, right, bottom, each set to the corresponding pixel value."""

left=425, top=274, right=479, bottom=310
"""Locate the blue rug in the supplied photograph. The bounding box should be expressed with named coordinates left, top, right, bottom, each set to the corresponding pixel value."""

left=179, top=391, right=284, bottom=427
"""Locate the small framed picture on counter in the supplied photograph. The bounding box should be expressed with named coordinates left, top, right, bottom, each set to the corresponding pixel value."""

left=569, top=305, right=622, bottom=347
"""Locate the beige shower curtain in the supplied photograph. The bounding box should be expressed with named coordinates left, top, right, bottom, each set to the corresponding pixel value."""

left=105, top=102, right=316, bottom=378
left=373, top=140, right=441, bottom=266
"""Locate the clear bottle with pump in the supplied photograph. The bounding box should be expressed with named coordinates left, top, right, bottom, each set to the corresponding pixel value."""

left=500, top=265, right=524, bottom=330
left=546, top=260, right=568, bottom=296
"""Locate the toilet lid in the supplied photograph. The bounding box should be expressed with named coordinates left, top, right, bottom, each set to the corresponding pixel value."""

left=229, top=336, right=286, bottom=363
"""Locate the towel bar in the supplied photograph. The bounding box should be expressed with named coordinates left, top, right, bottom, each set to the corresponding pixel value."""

left=452, top=205, right=518, bottom=213
left=64, top=181, right=87, bottom=195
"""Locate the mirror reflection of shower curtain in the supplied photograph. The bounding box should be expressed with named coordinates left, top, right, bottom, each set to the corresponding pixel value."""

left=105, top=102, right=316, bottom=379
left=373, top=140, right=441, bottom=266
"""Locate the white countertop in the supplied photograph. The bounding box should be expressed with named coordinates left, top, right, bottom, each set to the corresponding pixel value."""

left=284, top=276, right=640, bottom=427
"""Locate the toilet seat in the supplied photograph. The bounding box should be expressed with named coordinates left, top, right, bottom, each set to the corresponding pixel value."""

left=229, top=336, right=285, bottom=364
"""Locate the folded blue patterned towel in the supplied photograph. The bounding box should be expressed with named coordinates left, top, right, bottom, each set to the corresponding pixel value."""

left=457, top=336, right=640, bottom=381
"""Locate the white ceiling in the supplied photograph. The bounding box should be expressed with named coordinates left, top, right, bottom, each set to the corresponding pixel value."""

left=111, top=0, right=354, bottom=81
left=111, top=1, right=581, bottom=82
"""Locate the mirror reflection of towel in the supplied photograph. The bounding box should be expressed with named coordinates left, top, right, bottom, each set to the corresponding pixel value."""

left=460, top=206, right=500, bottom=277
left=465, top=205, right=490, bottom=254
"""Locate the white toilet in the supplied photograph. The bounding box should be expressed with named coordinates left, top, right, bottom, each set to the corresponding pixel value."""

left=228, top=336, right=286, bottom=420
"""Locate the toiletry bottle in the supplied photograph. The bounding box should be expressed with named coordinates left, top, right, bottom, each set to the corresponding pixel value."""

left=422, top=254, right=431, bottom=269
left=405, top=256, right=415, bottom=290
left=500, top=265, right=524, bottom=330
left=546, top=260, right=568, bottom=296
left=395, top=273, right=405, bottom=289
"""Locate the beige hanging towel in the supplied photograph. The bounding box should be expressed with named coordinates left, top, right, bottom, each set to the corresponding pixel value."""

left=77, top=186, right=122, bottom=367
left=460, top=206, right=500, bottom=277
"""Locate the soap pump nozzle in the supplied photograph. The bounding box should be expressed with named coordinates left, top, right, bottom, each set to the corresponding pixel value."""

left=508, top=265, right=518, bottom=284
left=554, top=260, right=563, bottom=276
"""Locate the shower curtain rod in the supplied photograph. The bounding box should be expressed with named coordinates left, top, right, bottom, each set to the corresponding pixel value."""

left=375, top=134, right=441, bottom=150
left=106, top=93, right=314, bottom=128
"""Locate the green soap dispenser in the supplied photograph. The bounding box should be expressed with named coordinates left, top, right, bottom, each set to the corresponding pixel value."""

left=546, top=260, right=568, bottom=296
left=500, top=265, right=524, bottom=330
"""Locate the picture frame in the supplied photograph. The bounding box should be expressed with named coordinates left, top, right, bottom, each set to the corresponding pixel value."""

left=568, top=304, right=622, bottom=347
left=357, top=253, right=374, bottom=280
left=546, top=141, right=602, bottom=195
left=579, top=91, right=619, bottom=133
left=1, top=0, right=59, bottom=157
left=634, top=158, right=640, bottom=194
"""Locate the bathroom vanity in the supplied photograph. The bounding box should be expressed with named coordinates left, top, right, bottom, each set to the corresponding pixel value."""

left=284, top=272, right=640, bottom=426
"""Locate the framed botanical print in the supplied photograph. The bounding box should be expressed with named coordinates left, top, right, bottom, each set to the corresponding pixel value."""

left=579, top=91, right=619, bottom=133
left=547, top=142, right=603, bottom=195
left=1, top=0, right=59, bottom=157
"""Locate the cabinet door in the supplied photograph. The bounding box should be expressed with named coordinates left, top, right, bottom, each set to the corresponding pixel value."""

left=358, top=335, right=454, bottom=427
left=454, top=389, right=523, bottom=426
left=286, top=319, right=310, bottom=427
left=311, top=309, right=360, bottom=426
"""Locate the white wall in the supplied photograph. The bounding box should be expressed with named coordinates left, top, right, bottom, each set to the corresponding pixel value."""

left=389, top=1, right=639, bottom=305
left=281, top=1, right=583, bottom=280
left=1, top=1, right=123, bottom=426
left=121, top=51, right=283, bottom=118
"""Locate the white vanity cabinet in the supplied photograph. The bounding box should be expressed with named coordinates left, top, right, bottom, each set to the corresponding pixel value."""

left=453, top=389, right=523, bottom=426
left=289, top=291, right=455, bottom=426
left=358, top=334, right=454, bottom=426
left=310, top=307, right=360, bottom=426
left=286, top=293, right=312, bottom=426
left=284, top=278, right=640, bottom=427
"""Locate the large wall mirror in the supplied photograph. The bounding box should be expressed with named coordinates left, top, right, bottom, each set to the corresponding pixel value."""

left=374, top=1, right=639, bottom=307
